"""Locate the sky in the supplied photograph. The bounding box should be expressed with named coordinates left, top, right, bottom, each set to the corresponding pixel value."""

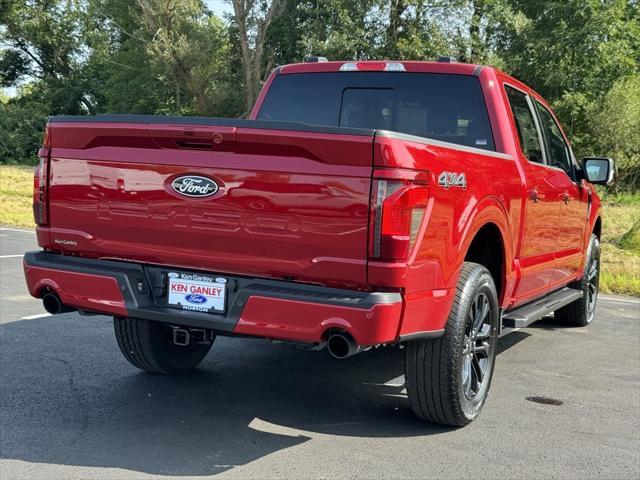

left=2, top=0, right=234, bottom=99
left=206, top=0, right=233, bottom=17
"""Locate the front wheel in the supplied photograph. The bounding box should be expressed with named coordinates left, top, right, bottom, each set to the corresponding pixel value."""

left=114, top=317, right=213, bottom=374
left=554, top=234, right=600, bottom=326
left=405, top=262, right=499, bottom=427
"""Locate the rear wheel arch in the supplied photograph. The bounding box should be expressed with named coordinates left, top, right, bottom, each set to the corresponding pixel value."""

left=593, top=216, right=602, bottom=239
left=451, top=198, right=511, bottom=301
left=463, top=222, right=506, bottom=303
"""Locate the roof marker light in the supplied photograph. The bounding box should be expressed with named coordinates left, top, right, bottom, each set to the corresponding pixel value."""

left=384, top=62, right=406, bottom=71
left=304, top=55, right=328, bottom=63
left=339, top=62, right=358, bottom=71
left=339, top=62, right=406, bottom=72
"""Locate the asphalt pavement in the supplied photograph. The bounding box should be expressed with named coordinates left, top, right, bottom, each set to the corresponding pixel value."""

left=1, top=227, right=639, bottom=479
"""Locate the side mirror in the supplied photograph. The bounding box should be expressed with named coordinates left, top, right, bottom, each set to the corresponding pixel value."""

left=582, top=157, right=615, bottom=185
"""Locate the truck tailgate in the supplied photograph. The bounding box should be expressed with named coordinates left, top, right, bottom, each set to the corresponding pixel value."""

left=43, top=117, right=374, bottom=288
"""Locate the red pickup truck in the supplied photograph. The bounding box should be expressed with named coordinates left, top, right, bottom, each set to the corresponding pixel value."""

left=23, top=59, right=614, bottom=427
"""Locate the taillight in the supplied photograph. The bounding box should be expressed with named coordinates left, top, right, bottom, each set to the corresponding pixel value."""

left=372, top=178, right=429, bottom=261
left=33, top=146, right=49, bottom=226
left=42, top=122, right=51, bottom=147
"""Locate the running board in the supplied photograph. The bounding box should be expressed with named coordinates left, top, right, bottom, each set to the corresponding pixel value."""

left=502, top=288, right=583, bottom=329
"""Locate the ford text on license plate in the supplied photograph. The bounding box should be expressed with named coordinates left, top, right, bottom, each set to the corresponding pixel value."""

left=167, top=272, right=226, bottom=313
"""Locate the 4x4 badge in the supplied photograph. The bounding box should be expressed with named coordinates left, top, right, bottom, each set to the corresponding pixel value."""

left=438, top=171, right=467, bottom=189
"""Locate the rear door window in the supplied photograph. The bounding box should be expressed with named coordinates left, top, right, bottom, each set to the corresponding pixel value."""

left=258, top=72, right=495, bottom=151
left=534, top=101, right=574, bottom=178
left=504, top=86, right=545, bottom=164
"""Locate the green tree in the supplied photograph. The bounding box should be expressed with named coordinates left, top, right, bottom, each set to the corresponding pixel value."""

left=497, top=0, right=639, bottom=181
left=230, top=0, right=287, bottom=113
left=0, top=90, right=48, bottom=165
left=498, top=0, right=639, bottom=100
left=136, top=0, right=238, bottom=114
left=591, top=75, right=640, bottom=191
left=87, top=0, right=241, bottom=116
left=380, top=0, right=450, bottom=60
left=0, top=0, right=99, bottom=114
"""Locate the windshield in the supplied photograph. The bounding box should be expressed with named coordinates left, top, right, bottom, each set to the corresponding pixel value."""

left=258, top=72, right=495, bottom=151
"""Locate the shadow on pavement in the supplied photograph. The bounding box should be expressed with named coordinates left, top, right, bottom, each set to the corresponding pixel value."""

left=0, top=313, right=460, bottom=476
left=496, top=330, right=531, bottom=354
left=528, top=314, right=562, bottom=331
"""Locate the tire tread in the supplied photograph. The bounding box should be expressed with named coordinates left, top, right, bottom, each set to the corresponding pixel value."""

left=405, top=262, right=497, bottom=427
left=113, top=317, right=211, bottom=374
left=554, top=234, right=599, bottom=327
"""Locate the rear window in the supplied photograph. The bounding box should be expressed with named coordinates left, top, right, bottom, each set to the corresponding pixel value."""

left=257, top=72, right=495, bottom=151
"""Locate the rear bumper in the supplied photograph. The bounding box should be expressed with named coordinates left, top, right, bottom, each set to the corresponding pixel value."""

left=23, top=251, right=404, bottom=346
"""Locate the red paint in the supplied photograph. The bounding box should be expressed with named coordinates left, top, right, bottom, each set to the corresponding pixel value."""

left=44, top=127, right=372, bottom=288
left=234, top=296, right=402, bottom=345
left=24, top=60, right=602, bottom=344
left=23, top=262, right=128, bottom=317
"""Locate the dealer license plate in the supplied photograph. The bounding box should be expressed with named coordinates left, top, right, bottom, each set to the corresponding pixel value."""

left=167, top=272, right=226, bottom=313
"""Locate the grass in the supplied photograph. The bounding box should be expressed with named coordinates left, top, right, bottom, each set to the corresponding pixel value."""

left=599, top=196, right=640, bottom=296
left=1, top=165, right=638, bottom=296
left=0, top=165, right=35, bottom=228
left=619, top=219, right=639, bottom=252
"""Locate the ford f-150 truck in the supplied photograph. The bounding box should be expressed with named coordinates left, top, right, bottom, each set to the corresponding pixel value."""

left=23, top=59, right=614, bottom=427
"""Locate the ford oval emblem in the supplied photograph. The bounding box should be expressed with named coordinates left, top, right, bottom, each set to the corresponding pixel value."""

left=185, top=294, right=207, bottom=304
left=172, top=175, right=219, bottom=198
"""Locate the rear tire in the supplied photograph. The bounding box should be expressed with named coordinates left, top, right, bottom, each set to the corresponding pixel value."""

left=554, top=234, right=600, bottom=327
left=405, top=262, right=499, bottom=427
left=114, top=317, right=213, bottom=374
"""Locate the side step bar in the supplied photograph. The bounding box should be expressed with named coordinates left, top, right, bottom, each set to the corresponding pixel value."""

left=502, top=287, right=583, bottom=329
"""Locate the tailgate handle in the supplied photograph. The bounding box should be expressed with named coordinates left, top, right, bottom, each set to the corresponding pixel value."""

left=175, top=140, right=215, bottom=150
left=148, top=126, right=236, bottom=150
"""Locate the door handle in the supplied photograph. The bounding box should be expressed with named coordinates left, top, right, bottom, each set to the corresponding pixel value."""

left=528, top=189, right=541, bottom=203
left=562, top=192, right=570, bottom=204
